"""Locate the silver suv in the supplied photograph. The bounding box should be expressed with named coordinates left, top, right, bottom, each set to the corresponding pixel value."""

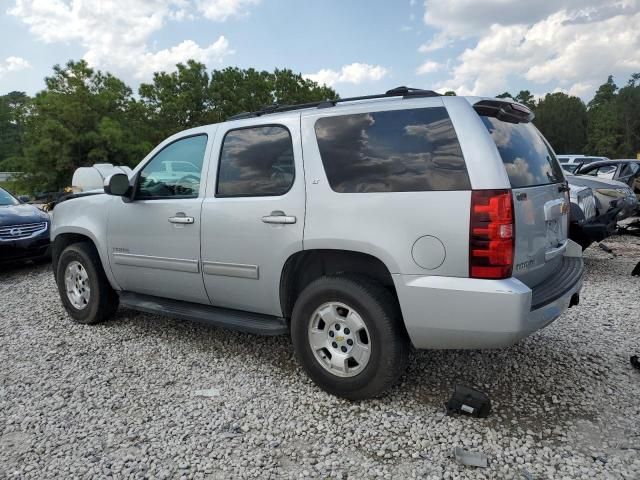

left=51, top=87, right=584, bottom=399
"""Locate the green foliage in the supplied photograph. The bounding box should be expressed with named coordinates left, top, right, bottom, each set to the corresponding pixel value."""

left=5, top=60, right=337, bottom=193
left=443, top=91, right=457, bottom=96
left=4, top=60, right=640, bottom=193
left=534, top=92, right=587, bottom=154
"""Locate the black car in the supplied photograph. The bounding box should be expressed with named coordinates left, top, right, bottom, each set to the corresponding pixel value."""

left=574, top=159, right=640, bottom=193
left=0, top=187, right=51, bottom=264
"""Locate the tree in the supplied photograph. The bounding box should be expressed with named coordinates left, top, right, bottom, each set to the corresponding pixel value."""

left=139, top=60, right=215, bottom=143
left=496, top=92, right=513, bottom=99
left=208, top=67, right=336, bottom=121
left=15, top=60, right=151, bottom=192
left=0, top=91, right=30, bottom=168
left=443, top=90, right=456, bottom=96
left=585, top=75, right=621, bottom=157
left=534, top=92, right=587, bottom=153
left=514, top=90, right=536, bottom=110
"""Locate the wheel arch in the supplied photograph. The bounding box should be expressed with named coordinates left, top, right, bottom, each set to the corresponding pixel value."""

left=52, top=229, right=116, bottom=288
left=279, top=249, right=399, bottom=320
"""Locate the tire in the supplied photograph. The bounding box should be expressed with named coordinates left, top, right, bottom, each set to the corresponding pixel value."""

left=56, top=242, right=118, bottom=325
left=291, top=274, right=409, bottom=400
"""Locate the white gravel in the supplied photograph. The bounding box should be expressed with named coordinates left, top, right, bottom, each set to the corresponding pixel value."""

left=1, top=235, right=639, bottom=479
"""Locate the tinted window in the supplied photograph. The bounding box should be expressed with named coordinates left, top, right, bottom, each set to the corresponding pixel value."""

left=481, top=117, right=564, bottom=188
left=217, top=126, right=294, bottom=197
left=137, top=135, right=208, bottom=199
left=314, top=107, right=469, bottom=193
left=0, top=187, right=19, bottom=206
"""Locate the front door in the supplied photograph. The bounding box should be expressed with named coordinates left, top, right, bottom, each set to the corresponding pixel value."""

left=107, top=132, right=212, bottom=304
left=200, top=118, right=305, bottom=316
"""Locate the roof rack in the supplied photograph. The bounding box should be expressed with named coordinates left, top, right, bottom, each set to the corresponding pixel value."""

left=227, top=86, right=441, bottom=121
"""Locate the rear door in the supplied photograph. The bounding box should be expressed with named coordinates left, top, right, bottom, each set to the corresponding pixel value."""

left=200, top=117, right=305, bottom=316
left=479, top=113, right=569, bottom=288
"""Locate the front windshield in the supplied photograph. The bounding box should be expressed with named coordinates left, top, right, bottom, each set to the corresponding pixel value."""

left=0, top=187, right=19, bottom=206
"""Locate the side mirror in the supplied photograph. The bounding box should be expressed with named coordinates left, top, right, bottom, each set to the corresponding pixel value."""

left=104, top=173, right=131, bottom=196
left=18, top=195, right=30, bottom=203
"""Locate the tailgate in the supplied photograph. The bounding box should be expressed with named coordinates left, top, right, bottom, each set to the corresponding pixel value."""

left=511, top=183, right=569, bottom=288
left=476, top=101, right=568, bottom=289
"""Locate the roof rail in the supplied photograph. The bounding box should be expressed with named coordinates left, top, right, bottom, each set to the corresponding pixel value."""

left=226, top=86, right=441, bottom=121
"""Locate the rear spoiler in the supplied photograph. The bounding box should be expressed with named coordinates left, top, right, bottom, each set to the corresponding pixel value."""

left=473, top=99, right=534, bottom=124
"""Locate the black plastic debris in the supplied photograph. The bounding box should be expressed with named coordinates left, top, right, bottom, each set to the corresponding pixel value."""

left=632, top=261, right=640, bottom=277
left=598, top=243, right=614, bottom=254
left=631, top=355, right=640, bottom=370
left=446, top=383, right=491, bottom=418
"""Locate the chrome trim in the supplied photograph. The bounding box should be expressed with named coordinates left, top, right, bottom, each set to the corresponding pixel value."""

left=545, top=240, right=568, bottom=261
left=544, top=198, right=567, bottom=221
left=0, top=221, right=48, bottom=241
left=112, top=252, right=200, bottom=273
left=168, top=216, right=195, bottom=224
left=202, top=261, right=259, bottom=279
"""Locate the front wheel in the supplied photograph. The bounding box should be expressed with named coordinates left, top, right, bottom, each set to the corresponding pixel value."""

left=56, top=242, right=118, bottom=324
left=291, top=275, right=409, bottom=400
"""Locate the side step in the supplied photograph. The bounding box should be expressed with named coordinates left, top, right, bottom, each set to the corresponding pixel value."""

left=118, top=292, right=289, bottom=336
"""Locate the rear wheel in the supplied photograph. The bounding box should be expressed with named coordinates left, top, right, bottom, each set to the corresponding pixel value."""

left=56, top=242, right=118, bottom=324
left=291, top=275, right=409, bottom=400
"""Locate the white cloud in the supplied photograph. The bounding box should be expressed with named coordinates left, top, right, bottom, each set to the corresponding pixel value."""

left=416, top=61, right=441, bottom=75
left=9, top=0, right=238, bottom=81
left=0, top=56, right=31, bottom=78
left=305, top=63, right=389, bottom=87
left=421, top=0, right=640, bottom=98
left=196, top=0, right=259, bottom=21
left=418, top=33, right=452, bottom=53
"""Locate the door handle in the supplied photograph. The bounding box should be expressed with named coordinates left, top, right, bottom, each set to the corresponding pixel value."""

left=261, top=211, right=297, bottom=224
left=168, top=214, right=195, bottom=224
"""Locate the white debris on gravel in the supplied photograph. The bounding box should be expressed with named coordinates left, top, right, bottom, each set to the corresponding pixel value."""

left=1, top=235, right=640, bottom=479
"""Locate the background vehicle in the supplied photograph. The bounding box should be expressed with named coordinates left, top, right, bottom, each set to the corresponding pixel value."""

left=567, top=184, right=618, bottom=250
left=566, top=173, right=638, bottom=220
left=0, top=186, right=51, bottom=264
left=574, top=159, right=640, bottom=193
left=51, top=89, right=583, bottom=399
left=558, top=155, right=610, bottom=174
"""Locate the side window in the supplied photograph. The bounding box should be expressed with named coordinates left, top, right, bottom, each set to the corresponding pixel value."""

left=314, top=107, right=470, bottom=193
left=137, top=135, right=208, bottom=199
left=217, top=125, right=294, bottom=197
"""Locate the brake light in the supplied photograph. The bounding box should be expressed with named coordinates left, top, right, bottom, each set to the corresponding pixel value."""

left=469, top=189, right=514, bottom=279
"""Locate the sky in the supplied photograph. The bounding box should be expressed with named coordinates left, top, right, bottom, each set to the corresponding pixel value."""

left=1, top=0, right=640, bottom=101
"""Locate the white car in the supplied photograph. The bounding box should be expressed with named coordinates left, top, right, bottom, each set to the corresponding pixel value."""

left=557, top=155, right=610, bottom=173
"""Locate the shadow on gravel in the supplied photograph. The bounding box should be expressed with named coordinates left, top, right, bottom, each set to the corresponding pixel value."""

left=0, top=260, right=51, bottom=283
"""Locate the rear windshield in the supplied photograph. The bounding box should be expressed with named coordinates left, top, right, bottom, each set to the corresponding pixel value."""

left=480, top=116, right=564, bottom=188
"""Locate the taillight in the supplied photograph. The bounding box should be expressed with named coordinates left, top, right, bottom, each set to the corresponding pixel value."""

left=469, top=189, right=514, bottom=279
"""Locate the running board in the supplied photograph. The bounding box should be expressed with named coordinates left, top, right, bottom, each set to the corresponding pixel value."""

left=118, top=292, right=288, bottom=336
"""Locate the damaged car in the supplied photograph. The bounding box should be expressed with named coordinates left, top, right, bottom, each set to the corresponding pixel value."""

left=567, top=184, right=618, bottom=250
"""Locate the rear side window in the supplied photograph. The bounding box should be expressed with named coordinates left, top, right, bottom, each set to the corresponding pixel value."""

left=314, top=107, right=470, bottom=193
left=217, top=125, right=294, bottom=197
left=481, top=116, right=564, bottom=188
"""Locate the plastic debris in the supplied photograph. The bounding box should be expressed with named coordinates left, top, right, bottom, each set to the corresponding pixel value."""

left=453, top=447, right=488, bottom=468
left=598, top=243, right=614, bottom=253
left=446, top=383, right=491, bottom=418
left=194, top=388, right=221, bottom=398
left=631, top=355, right=640, bottom=370
left=521, top=468, right=534, bottom=480
left=632, top=261, right=640, bottom=276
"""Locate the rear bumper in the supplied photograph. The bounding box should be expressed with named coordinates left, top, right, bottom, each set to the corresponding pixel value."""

left=394, top=240, right=584, bottom=349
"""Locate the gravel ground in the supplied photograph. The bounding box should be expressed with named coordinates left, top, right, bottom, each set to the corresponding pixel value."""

left=1, top=235, right=639, bottom=479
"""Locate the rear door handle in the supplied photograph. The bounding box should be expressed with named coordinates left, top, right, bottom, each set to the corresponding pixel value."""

left=261, top=211, right=297, bottom=224
left=168, top=214, right=195, bottom=224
